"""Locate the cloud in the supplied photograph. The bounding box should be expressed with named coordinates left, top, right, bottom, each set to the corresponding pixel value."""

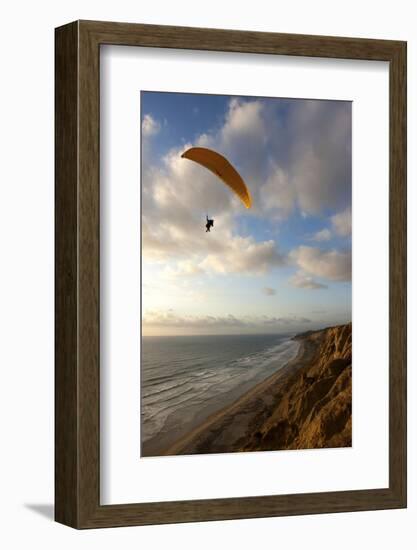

left=331, top=208, right=352, bottom=237
left=143, top=309, right=311, bottom=331
left=142, top=96, right=351, bottom=284
left=261, top=315, right=311, bottom=326
left=310, top=228, right=332, bottom=242
left=141, top=121, right=285, bottom=275
left=221, top=98, right=266, bottom=151
left=142, top=114, right=160, bottom=137
left=144, top=310, right=245, bottom=329
left=289, top=101, right=352, bottom=215
left=289, top=271, right=328, bottom=290
left=231, top=98, right=351, bottom=218
left=163, top=260, right=204, bottom=278
left=200, top=237, right=285, bottom=275
left=260, top=165, right=295, bottom=219
left=290, top=246, right=351, bottom=282
left=307, top=208, right=351, bottom=243
left=143, top=208, right=284, bottom=276
left=262, top=287, right=276, bottom=296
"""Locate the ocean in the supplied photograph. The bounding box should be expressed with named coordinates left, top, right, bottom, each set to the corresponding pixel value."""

left=141, top=333, right=300, bottom=455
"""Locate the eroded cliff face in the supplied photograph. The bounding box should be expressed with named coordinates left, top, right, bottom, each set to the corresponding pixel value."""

left=243, top=323, right=352, bottom=451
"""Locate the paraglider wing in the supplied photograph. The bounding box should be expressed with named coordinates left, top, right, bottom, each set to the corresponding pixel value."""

left=181, top=147, right=252, bottom=208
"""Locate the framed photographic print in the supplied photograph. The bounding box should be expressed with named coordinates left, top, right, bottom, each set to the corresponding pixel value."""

left=55, top=20, right=406, bottom=528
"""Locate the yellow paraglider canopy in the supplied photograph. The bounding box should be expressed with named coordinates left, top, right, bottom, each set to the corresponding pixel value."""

left=181, top=147, right=252, bottom=209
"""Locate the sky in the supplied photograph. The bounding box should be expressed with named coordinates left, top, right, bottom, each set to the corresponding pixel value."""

left=141, top=91, right=352, bottom=336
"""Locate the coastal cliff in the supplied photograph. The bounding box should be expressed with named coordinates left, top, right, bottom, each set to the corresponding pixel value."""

left=164, top=323, right=352, bottom=455
left=242, top=323, right=352, bottom=451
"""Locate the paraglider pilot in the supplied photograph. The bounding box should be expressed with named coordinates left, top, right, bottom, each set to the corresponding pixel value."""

left=180, top=147, right=252, bottom=233
left=205, top=215, right=214, bottom=232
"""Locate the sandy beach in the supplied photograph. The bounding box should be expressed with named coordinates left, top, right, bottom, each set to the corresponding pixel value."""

left=141, top=334, right=300, bottom=457
left=158, top=323, right=352, bottom=456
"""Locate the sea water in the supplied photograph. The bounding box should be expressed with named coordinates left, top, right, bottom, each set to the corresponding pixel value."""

left=141, top=334, right=300, bottom=453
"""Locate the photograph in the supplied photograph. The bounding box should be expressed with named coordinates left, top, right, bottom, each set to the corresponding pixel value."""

left=1, top=2, right=406, bottom=538
left=141, top=91, right=352, bottom=457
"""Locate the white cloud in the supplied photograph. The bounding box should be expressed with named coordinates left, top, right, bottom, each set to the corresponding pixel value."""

left=201, top=237, right=285, bottom=275
left=331, top=208, right=352, bottom=237
left=261, top=315, right=311, bottom=326
left=143, top=208, right=284, bottom=277
left=289, top=271, right=328, bottom=290
left=290, top=246, right=351, bottom=282
left=260, top=165, right=295, bottom=219
left=141, top=104, right=286, bottom=275
left=142, top=97, right=351, bottom=284
left=220, top=98, right=351, bottom=219
left=142, top=113, right=160, bottom=137
left=289, top=100, right=352, bottom=215
left=307, top=208, right=351, bottom=243
left=219, top=99, right=273, bottom=194
left=310, top=228, right=332, bottom=242
left=221, top=98, right=265, bottom=149
left=144, top=310, right=244, bottom=329
left=262, top=287, right=276, bottom=296
left=143, top=309, right=311, bottom=331
left=163, top=260, right=204, bottom=278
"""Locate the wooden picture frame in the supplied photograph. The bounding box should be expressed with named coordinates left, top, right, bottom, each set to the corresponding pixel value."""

left=55, top=20, right=407, bottom=529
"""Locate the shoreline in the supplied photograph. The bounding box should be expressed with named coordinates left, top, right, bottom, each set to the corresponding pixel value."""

left=159, top=337, right=317, bottom=456
left=141, top=338, right=303, bottom=457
